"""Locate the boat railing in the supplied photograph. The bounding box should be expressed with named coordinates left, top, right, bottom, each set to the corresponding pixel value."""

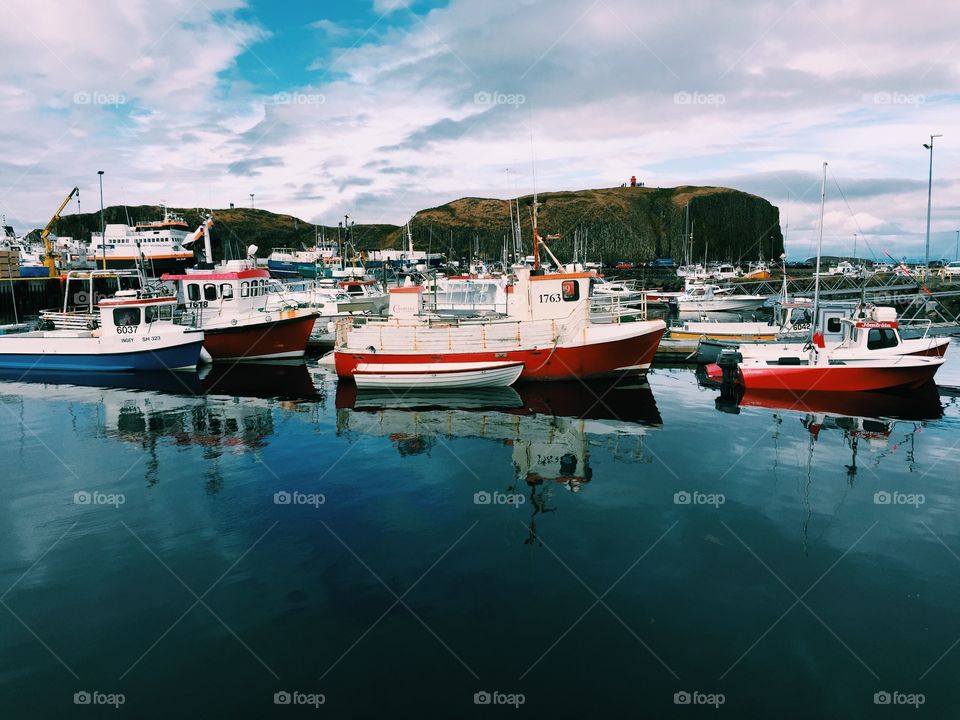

left=38, top=308, right=99, bottom=330
left=172, top=307, right=204, bottom=329
left=589, top=294, right=647, bottom=323
left=898, top=318, right=933, bottom=338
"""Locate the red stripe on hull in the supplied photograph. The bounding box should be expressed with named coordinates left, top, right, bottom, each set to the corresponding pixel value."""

left=908, top=341, right=949, bottom=358
left=739, top=364, right=940, bottom=392
left=335, top=327, right=664, bottom=381
left=203, top=315, right=315, bottom=361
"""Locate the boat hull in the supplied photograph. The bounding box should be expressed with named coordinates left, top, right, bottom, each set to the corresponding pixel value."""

left=675, top=298, right=767, bottom=313
left=738, top=359, right=943, bottom=392
left=353, top=361, right=524, bottom=389
left=201, top=313, right=316, bottom=361
left=0, top=339, right=205, bottom=372
left=698, top=335, right=950, bottom=365
left=335, top=324, right=665, bottom=381
left=88, top=255, right=196, bottom=274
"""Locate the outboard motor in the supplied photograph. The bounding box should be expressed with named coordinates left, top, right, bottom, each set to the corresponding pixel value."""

left=716, top=348, right=743, bottom=385
left=716, top=348, right=744, bottom=408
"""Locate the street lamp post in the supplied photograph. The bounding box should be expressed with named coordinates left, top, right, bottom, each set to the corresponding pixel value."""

left=97, top=170, right=105, bottom=269
left=923, top=134, right=943, bottom=269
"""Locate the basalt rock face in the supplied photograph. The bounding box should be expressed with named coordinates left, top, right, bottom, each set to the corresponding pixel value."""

left=402, top=186, right=783, bottom=264
left=47, top=185, right=782, bottom=263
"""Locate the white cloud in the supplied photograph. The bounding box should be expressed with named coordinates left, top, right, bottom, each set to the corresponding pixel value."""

left=0, top=0, right=958, bottom=259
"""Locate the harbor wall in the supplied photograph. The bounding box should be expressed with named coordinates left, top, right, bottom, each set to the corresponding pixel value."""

left=0, top=278, right=63, bottom=324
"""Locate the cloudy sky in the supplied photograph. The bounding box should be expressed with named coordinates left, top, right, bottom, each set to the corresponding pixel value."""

left=0, top=0, right=957, bottom=259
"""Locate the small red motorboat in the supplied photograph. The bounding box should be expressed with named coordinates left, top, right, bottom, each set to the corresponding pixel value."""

left=735, top=354, right=945, bottom=392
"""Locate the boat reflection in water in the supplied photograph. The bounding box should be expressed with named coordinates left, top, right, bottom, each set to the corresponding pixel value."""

left=335, top=378, right=662, bottom=544
left=714, top=381, right=944, bottom=554
left=0, top=361, right=324, bottom=490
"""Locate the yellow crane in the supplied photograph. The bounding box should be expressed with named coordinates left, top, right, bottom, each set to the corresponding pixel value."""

left=40, top=186, right=79, bottom=278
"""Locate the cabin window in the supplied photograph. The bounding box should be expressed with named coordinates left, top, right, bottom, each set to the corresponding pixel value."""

left=240, top=281, right=249, bottom=298
left=145, top=305, right=158, bottom=323
left=203, top=283, right=218, bottom=301
left=113, top=307, right=140, bottom=327
left=562, top=280, right=579, bottom=301
left=220, top=283, right=233, bottom=300
left=826, top=317, right=842, bottom=333
left=867, top=328, right=899, bottom=350
left=158, top=304, right=173, bottom=321
left=187, top=284, right=201, bottom=302
left=790, top=308, right=812, bottom=324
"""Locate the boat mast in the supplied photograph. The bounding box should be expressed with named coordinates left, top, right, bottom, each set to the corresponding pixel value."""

left=531, top=194, right=541, bottom=272
left=812, top=161, right=828, bottom=320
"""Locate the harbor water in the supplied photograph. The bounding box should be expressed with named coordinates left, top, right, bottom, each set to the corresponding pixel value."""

left=2, top=344, right=960, bottom=718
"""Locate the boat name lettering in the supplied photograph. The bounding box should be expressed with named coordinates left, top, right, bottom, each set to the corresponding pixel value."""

left=538, top=293, right=562, bottom=303
left=142, top=336, right=161, bottom=342
left=186, top=301, right=209, bottom=309
left=116, top=325, right=138, bottom=334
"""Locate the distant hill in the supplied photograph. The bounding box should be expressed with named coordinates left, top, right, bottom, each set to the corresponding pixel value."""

left=405, top=186, right=782, bottom=264
left=43, top=185, right=782, bottom=263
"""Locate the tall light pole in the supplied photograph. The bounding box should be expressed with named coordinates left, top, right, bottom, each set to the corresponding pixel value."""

left=923, top=134, right=942, bottom=269
left=98, top=170, right=105, bottom=269
left=956, top=229, right=959, bottom=261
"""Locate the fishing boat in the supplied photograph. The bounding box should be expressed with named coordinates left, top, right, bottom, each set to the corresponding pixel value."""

left=698, top=304, right=949, bottom=364
left=0, top=283, right=204, bottom=372
left=161, top=262, right=318, bottom=361
left=334, top=200, right=666, bottom=382
left=741, top=260, right=771, bottom=280
left=267, top=247, right=320, bottom=278
left=591, top=276, right=644, bottom=300
left=352, top=360, right=524, bottom=389
left=670, top=283, right=768, bottom=314
left=331, top=279, right=389, bottom=314
left=159, top=220, right=317, bottom=361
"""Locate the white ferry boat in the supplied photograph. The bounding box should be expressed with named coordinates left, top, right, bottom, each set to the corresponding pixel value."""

left=87, top=207, right=195, bottom=274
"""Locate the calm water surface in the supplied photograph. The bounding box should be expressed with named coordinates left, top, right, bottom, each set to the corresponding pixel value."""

left=2, top=344, right=960, bottom=718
